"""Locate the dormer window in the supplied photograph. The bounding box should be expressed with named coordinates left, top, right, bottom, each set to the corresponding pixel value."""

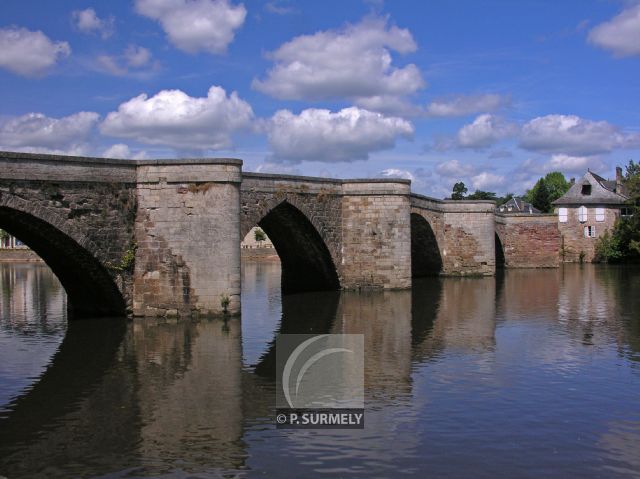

left=581, top=184, right=592, bottom=195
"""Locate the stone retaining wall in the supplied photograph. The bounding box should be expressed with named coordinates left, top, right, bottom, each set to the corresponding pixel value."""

left=495, top=214, right=560, bottom=268
left=0, top=249, right=43, bottom=262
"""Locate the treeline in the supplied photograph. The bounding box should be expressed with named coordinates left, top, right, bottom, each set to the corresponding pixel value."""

left=449, top=171, right=571, bottom=213
left=595, top=160, right=640, bottom=263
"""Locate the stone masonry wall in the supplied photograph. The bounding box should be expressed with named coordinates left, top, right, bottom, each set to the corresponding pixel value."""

left=441, top=207, right=495, bottom=276
left=0, top=152, right=138, bottom=316
left=240, top=174, right=343, bottom=274
left=411, top=195, right=496, bottom=276
left=3, top=151, right=570, bottom=318
left=341, top=181, right=412, bottom=289
left=495, top=214, right=560, bottom=268
left=556, top=205, right=619, bottom=262
left=133, top=162, right=242, bottom=317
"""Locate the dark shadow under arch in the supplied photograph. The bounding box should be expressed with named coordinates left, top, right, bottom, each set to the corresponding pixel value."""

left=252, top=290, right=340, bottom=378
left=257, top=201, right=340, bottom=294
left=0, top=206, right=126, bottom=318
left=411, top=213, right=443, bottom=277
left=0, top=318, right=128, bottom=474
left=495, top=233, right=506, bottom=269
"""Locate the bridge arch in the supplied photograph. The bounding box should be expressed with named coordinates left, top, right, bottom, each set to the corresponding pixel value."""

left=0, top=192, right=126, bottom=318
left=242, top=197, right=340, bottom=294
left=410, top=212, right=443, bottom=277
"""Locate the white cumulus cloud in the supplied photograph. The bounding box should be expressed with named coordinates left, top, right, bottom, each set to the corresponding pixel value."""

left=471, top=171, right=506, bottom=191
left=457, top=114, right=518, bottom=149
left=100, top=85, right=254, bottom=150
left=435, top=159, right=478, bottom=178
left=0, top=27, right=70, bottom=77
left=102, top=143, right=148, bottom=160
left=0, top=112, right=99, bottom=152
left=425, top=93, right=510, bottom=117
left=544, top=154, right=607, bottom=174
left=96, top=45, right=156, bottom=77
left=519, top=114, right=638, bottom=156
left=253, top=17, right=424, bottom=107
left=267, top=107, right=414, bottom=163
left=379, top=168, right=415, bottom=181
left=588, top=4, right=640, bottom=57
left=135, top=0, right=246, bottom=54
left=72, top=8, right=115, bottom=39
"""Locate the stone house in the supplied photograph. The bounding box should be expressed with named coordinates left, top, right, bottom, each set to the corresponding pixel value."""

left=496, top=197, right=541, bottom=214
left=552, top=168, right=630, bottom=262
left=241, top=226, right=274, bottom=249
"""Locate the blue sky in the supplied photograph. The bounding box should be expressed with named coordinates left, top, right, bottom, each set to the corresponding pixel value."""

left=0, top=0, right=638, bottom=198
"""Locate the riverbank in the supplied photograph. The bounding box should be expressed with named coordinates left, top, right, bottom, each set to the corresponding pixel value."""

left=241, top=247, right=279, bottom=261
left=0, top=249, right=43, bottom=262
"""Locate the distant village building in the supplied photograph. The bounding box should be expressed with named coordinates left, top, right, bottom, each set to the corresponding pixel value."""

left=496, top=197, right=541, bottom=214
left=0, top=231, right=26, bottom=249
left=552, top=168, right=630, bottom=262
left=241, top=227, right=274, bottom=249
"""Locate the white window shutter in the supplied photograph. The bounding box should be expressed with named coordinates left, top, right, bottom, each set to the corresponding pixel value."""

left=595, top=208, right=605, bottom=222
left=578, top=206, right=588, bottom=222
left=559, top=208, right=568, bottom=223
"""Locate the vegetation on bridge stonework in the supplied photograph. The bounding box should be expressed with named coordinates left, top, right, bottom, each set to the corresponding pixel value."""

left=596, top=160, right=640, bottom=263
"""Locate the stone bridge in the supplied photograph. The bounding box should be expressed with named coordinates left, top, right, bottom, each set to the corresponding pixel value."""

left=0, top=151, right=560, bottom=319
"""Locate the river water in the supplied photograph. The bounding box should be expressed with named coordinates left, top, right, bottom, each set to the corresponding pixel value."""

left=1, top=261, right=640, bottom=478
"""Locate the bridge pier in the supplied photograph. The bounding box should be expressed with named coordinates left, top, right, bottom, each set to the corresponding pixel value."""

left=341, top=181, right=412, bottom=289
left=133, top=160, right=242, bottom=317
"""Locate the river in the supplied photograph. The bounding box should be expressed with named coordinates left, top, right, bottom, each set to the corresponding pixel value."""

left=1, top=261, right=640, bottom=478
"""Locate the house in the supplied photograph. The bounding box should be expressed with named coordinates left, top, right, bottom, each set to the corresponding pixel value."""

left=241, top=226, right=274, bottom=249
left=496, top=197, right=541, bottom=214
left=0, top=231, right=26, bottom=249
left=552, top=168, right=630, bottom=262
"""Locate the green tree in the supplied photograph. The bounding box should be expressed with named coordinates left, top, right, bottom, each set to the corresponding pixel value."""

left=624, top=159, right=640, bottom=204
left=0, top=229, right=8, bottom=240
left=451, top=182, right=467, bottom=200
left=467, top=190, right=497, bottom=200
left=525, top=171, right=569, bottom=205
left=531, top=178, right=551, bottom=212
left=543, top=171, right=570, bottom=203
left=595, top=161, right=640, bottom=262
left=254, top=228, right=267, bottom=245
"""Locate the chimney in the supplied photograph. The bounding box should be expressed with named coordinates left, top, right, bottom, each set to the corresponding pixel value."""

left=616, top=166, right=623, bottom=193
left=569, top=177, right=575, bottom=186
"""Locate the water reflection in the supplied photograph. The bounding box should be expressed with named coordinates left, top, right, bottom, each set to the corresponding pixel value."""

left=0, top=263, right=67, bottom=413
left=0, top=262, right=639, bottom=478
left=133, top=318, right=246, bottom=473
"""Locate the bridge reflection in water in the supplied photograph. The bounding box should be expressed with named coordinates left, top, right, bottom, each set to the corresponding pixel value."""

left=1, top=262, right=640, bottom=477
